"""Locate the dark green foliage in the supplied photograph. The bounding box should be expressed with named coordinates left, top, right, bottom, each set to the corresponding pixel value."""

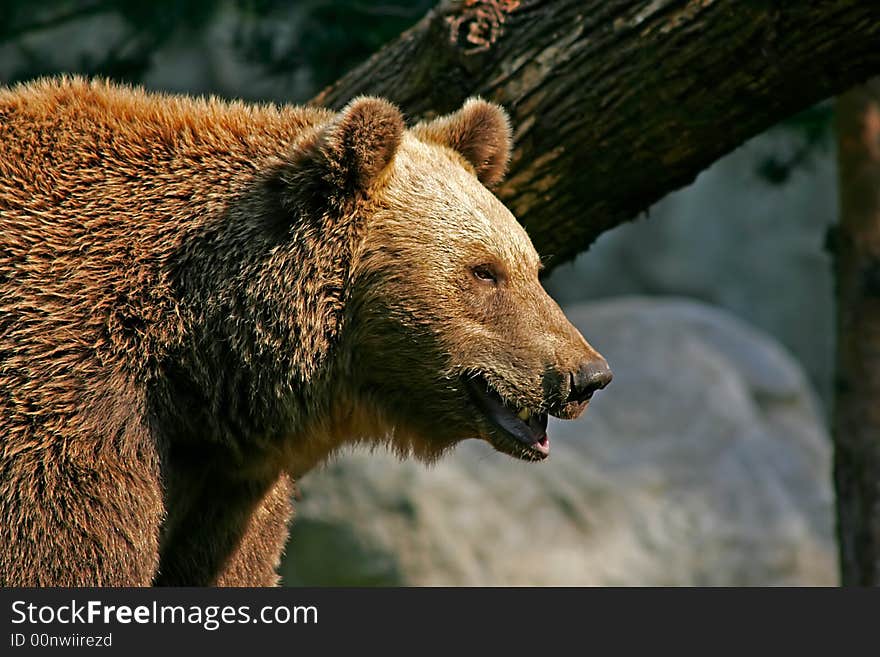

left=281, top=518, right=405, bottom=586
left=233, top=0, right=435, bottom=90
left=1, top=0, right=223, bottom=83
left=1, top=0, right=434, bottom=97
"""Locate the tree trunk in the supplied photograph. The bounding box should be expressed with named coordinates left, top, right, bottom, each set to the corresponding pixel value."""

left=314, top=0, right=880, bottom=268
left=833, top=80, right=880, bottom=586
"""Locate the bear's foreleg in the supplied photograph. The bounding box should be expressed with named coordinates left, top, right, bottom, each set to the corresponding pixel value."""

left=215, top=472, right=295, bottom=586
left=154, top=470, right=294, bottom=586
left=0, top=436, right=164, bottom=586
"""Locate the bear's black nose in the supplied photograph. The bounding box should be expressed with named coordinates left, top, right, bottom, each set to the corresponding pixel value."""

left=567, top=360, right=612, bottom=404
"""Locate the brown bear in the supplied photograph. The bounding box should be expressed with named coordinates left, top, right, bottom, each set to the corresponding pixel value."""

left=0, top=77, right=611, bottom=586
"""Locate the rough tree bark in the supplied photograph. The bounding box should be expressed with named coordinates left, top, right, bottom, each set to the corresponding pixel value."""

left=314, top=0, right=880, bottom=268
left=834, top=80, right=880, bottom=586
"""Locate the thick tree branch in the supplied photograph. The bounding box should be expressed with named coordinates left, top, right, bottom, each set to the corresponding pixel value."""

left=833, top=79, right=880, bottom=586
left=314, top=0, right=880, bottom=269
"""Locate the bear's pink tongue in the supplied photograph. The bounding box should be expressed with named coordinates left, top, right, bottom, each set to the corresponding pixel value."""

left=534, top=435, right=550, bottom=456
left=526, top=410, right=549, bottom=439
left=466, top=375, right=550, bottom=455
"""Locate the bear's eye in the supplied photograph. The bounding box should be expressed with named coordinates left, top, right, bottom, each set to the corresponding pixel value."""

left=472, top=264, right=498, bottom=284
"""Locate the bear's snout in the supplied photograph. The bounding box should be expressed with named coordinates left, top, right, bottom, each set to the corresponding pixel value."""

left=543, top=355, right=612, bottom=420
left=567, top=359, right=613, bottom=404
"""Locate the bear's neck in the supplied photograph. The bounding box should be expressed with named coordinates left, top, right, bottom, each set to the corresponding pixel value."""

left=150, top=180, right=364, bottom=474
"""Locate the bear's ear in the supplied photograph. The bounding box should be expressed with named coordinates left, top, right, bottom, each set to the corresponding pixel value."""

left=293, top=96, right=405, bottom=197
left=412, top=98, right=512, bottom=187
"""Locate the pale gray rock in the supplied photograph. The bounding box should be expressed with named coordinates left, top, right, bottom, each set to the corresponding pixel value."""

left=281, top=298, right=836, bottom=586
left=545, top=128, right=837, bottom=410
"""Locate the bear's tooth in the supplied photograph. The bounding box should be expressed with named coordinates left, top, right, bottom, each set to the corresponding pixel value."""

left=517, top=408, right=531, bottom=421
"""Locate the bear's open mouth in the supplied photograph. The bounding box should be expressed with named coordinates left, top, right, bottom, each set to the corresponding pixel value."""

left=466, top=375, right=549, bottom=461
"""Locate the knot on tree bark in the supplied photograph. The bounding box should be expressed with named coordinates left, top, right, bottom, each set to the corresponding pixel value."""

left=445, top=0, right=520, bottom=54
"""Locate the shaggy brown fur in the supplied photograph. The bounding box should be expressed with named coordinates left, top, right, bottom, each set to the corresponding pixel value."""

left=0, top=77, right=609, bottom=586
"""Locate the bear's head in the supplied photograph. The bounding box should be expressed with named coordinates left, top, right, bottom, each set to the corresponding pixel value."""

left=289, top=97, right=611, bottom=463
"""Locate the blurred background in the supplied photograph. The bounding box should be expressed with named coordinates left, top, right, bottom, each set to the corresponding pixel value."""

left=1, top=0, right=839, bottom=585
